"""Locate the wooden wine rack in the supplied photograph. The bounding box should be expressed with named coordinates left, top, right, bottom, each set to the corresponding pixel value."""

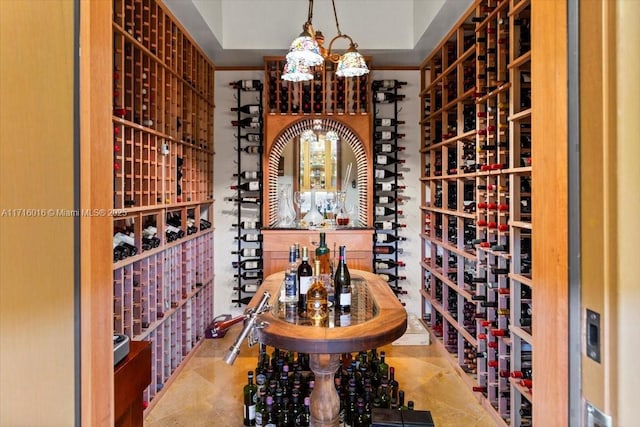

left=419, top=0, right=533, bottom=425
left=264, top=57, right=371, bottom=115
left=111, top=0, right=215, bottom=404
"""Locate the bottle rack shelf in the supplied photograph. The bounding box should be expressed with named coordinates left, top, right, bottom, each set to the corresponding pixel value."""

left=371, top=80, right=407, bottom=299
left=231, top=81, right=265, bottom=306
left=112, top=0, right=215, bottom=405
left=420, top=1, right=532, bottom=426
left=264, top=57, right=371, bottom=115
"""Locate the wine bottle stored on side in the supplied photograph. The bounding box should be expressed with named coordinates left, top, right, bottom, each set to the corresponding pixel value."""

left=236, top=145, right=263, bottom=154
left=231, top=181, right=261, bottom=191
left=225, top=196, right=261, bottom=204
left=232, top=104, right=261, bottom=115
left=374, top=259, right=406, bottom=269
left=374, top=144, right=406, bottom=154
left=232, top=117, right=262, bottom=129
left=232, top=247, right=263, bottom=257
left=373, top=246, right=404, bottom=255
left=234, top=233, right=263, bottom=242
left=374, top=131, right=406, bottom=140
left=374, top=233, right=406, bottom=244
left=234, top=170, right=262, bottom=180
left=374, top=118, right=406, bottom=127
left=374, top=169, right=404, bottom=180
left=374, top=182, right=406, bottom=192
left=375, top=154, right=406, bottom=166
left=374, top=221, right=407, bottom=230
left=230, top=80, right=262, bottom=91
left=373, top=93, right=406, bottom=103
left=372, top=80, right=407, bottom=89
left=375, top=206, right=403, bottom=217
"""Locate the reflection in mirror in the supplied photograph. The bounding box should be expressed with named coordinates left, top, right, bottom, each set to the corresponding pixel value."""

left=278, top=128, right=360, bottom=228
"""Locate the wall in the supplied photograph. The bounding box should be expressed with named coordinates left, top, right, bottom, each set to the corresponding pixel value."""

left=213, top=69, right=423, bottom=318
left=0, top=1, right=77, bottom=425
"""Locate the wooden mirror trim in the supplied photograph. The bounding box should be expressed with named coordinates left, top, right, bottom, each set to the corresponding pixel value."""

left=263, top=115, right=372, bottom=227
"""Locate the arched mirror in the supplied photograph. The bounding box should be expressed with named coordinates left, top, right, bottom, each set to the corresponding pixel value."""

left=266, top=118, right=370, bottom=228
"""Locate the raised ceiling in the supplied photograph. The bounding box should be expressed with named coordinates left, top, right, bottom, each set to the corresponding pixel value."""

left=163, top=0, right=474, bottom=67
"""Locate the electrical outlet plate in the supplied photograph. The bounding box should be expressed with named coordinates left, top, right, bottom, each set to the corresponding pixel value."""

left=584, top=400, right=612, bottom=427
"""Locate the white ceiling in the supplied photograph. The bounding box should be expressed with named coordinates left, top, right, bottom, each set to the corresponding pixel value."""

left=163, top=0, right=474, bottom=67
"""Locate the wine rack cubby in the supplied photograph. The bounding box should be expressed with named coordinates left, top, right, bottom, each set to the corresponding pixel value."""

left=420, top=0, right=533, bottom=425
left=112, top=0, right=215, bottom=404
left=231, top=80, right=265, bottom=306
left=371, top=79, right=407, bottom=299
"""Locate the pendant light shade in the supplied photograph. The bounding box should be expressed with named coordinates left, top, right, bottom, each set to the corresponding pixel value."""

left=286, top=26, right=324, bottom=67
left=335, top=43, right=369, bottom=77
left=281, top=58, right=314, bottom=82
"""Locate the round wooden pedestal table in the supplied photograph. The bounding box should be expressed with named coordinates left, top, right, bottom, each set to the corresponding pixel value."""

left=246, top=270, right=407, bottom=427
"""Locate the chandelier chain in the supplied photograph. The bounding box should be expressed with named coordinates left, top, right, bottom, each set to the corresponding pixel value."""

left=331, top=0, right=342, bottom=36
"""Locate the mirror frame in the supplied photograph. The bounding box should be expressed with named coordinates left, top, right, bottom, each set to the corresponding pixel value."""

left=263, top=116, right=372, bottom=228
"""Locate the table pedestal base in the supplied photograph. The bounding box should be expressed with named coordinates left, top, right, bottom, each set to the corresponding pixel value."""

left=309, top=353, right=341, bottom=427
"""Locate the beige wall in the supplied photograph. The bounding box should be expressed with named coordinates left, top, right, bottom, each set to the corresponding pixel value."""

left=581, top=0, right=640, bottom=424
left=0, top=1, right=77, bottom=425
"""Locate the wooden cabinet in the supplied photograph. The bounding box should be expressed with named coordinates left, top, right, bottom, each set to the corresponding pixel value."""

left=261, top=229, right=374, bottom=277
left=111, top=0, right=215, bottom=405
left=419, top=1, right=534, bottom=426
left=114, top=341, right=151, bottom=427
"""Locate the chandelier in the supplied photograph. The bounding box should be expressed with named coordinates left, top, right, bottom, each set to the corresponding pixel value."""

left=282, top=0, right=369, bottom=82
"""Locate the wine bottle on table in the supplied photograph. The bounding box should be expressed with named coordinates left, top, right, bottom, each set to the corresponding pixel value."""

left=297, top=247, right=313, bottom=314
left=306, top=259, right=328, bottom=325
left=334, top=246, right=351, bottom=315
left=315, top=232, right=330, bottom=276
left=282, top=245, right=298, bottom=307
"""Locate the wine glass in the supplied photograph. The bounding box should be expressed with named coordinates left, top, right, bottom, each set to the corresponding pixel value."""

left=294, top=191, right=304, bottom=227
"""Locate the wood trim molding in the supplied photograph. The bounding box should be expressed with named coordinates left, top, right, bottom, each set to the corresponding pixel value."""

left=80, top=1, right=114, bottom=425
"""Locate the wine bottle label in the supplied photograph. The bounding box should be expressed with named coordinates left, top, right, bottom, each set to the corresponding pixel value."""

left=380, top=118, right=392, bottom=127
left=248, top=105, right=260, bottom=115
left=242, top=80, right=257, bottom=90
left=247, top=134, right=261, bottom=143
left=299, top=276, right=312, bottom=295
left=379, top=182, right=392, bottom=191
left=378, top=196, right=390, bottom=204
left=284, top=272, right=297, bottom=297
left=379, top=143, right=392, bottom=153
left=244, top=261, right=259, bottom=270
left=376, top=155, right=389, bottom=165
left=375, top=93, right=388, bottom=102
left=380, top=131, right=392, bottom=140
left=241, top=249, right=256, bottom=257
left=380, top=221, right=393, bottom=230
left=375, top=170, right=387, bottom=179
left=376, top=233, right=389, bottom=243
left=244, top=234, right=259, bottom=241
left=339, top=293, right=351, bottom=306
left=339, top=313, right=351, bottom=326
left=246, top=181, right=260, bottom=191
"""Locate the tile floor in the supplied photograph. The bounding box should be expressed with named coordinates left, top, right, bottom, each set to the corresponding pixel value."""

left=144, top=325, right=497, bottom=427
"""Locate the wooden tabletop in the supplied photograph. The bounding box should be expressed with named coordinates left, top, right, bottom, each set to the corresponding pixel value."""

left=248, top=270, right=407, bottom=354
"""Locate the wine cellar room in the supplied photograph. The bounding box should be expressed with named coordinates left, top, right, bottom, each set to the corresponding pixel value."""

left=0, top=0, right=639, bottom=427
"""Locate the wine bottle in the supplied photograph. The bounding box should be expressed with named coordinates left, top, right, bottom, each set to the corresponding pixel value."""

left=374, top=144, right=406, bottom=154
left=234, top=271, right=263, bottom=280
left=232, top=248, right=263, bottom=257
left=375, top=154, right=406, bottom=166
left=374, top=259, right=405, bottom=269
left=373, top=246, right=403, bottom=255
left=375, top=195, right=402, bottom=204
left=374, top=233, right=406, bottom=244
left=232, top=117, right=262, bottom=129
left=239, top=133, right=262, bottom=143
left=373, top=93, right=406, bottom=103
left=234, top=170, right=262, bottom=180
left=282, top=245, right=298, bottom=307
left=374, top=118, right=406, bottom=127
left=199, top=218, right=212, bottom=230
left=315, top=232, right=330, bottom=276
left=232, top=104, right=261, bottom=115
left=232, top=259, right=263, bottom=270
left=374, top=169, right=404, bottom=180
left=372, top=80, right=407, bottom=89
left=235, top=233, right=263, bottom=242
left=375, top=206, right=403, bottom=217
left=374, top=131, right=405, bottom=141
left=375, top=182, right=406, bottom=193
left=230, top=80, right=262, bottom=91
left=225, top=196, right=261, bottom=204
left=231, top=181, right=260, bottom=191
left=306, top=259, right=328, bottom=324
left=378, top=273, right=406, bottom=283
left=232, top=220, right=262, bottom=229
left=297, top=247, right=313, bottom=314
left=237, top=145, right=263, bottom=154
left=334, top=246, right=351, bottom=315
left=243, top=371, right=258, bottom=426
left=374, top=221, right=406, bottom=230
